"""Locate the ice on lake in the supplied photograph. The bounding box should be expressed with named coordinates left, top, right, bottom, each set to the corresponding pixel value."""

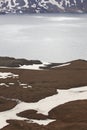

left=0, top=14, right=87, bottom=63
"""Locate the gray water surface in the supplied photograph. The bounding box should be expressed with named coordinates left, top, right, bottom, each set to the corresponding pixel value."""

left=0, top=14, right=87, bottom=63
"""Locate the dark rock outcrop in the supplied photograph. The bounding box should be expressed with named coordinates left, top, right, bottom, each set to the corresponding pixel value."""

left=0, top=0, right=87, bottom=14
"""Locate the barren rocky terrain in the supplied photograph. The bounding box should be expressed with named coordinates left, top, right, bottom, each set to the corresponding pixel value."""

left=0, top=0, right=87, bottom=14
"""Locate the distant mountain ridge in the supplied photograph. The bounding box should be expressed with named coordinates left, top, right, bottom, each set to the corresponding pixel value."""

left=0, top=0, right=87, bottom=14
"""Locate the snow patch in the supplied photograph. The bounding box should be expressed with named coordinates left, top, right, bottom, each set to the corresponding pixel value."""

left=0, top=83, right=9, bottom=87
left=19, top=64, right=42, bottom=70
left=52, top=63, right=71, bottom=68
left=23, top=85, right=32, bottom=89
left=40, top=0, right=64, bottom=10
left=0, top=86, right=87, bottom=128
left=19, top=83, right=27, bottom=86
left=23, top=0, right=29, bottom=8
left=27, top=119, right=55, bottom=125
left=19, top=62, right=50, bottom=70
left=0, top=72, right=19, bottom=79
left=18, top=81, right=32, bottom=89
left=8, top=83, right=15, bottom=85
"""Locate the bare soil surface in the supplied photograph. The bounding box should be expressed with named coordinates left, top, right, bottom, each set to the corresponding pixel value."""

left=0, top=98, right=17, bottom=112
left=2, top=100, right=87, bottom=130
left=0, top=59, right=87, bottom=130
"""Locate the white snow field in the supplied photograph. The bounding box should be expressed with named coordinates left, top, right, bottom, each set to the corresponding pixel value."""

left=19, top=62, right=71, bottom=70
left=52, top=63, right=71, bottom=68
left=19, top=62, right=50, bottom=70
left=0, top=86, right=87, bottom=129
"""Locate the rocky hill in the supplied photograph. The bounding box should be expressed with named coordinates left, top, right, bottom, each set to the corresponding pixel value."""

left=0, top=0, right=87, bottom=14
left=0, top=57, right=87, bottom=70
left=0, top=57, right=42, bottom=67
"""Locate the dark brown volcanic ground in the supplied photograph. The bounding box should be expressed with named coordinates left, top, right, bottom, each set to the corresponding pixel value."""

left=0, top=58, right=87, bottom=130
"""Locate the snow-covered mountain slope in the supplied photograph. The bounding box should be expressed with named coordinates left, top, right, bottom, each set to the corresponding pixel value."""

left=0, top=0, right=87, bottom=14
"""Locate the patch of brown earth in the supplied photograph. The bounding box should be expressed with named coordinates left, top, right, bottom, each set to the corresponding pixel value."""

left=17, top=100, right=87, bottom=123
left=49, top=100, right=87, bottom=122
left=0, top=60, right=87, bottom=129
left=2, top=100, right=87, bottom=130
left=17, top=110, right=48, bottom=120
left=0, top=62, right=87, bottom=102
left=2, top=120, right=87, bottom=130
left=0, top=97, right=17, bottom=112
left=2, top=120, right=46, bottom=130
